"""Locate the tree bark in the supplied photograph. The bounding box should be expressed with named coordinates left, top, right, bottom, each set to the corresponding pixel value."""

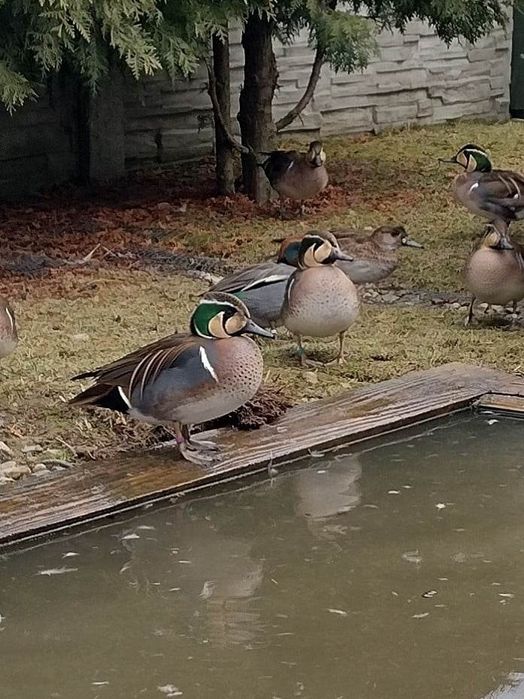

left=238, top=12, right=278, bottom=203
left=212, top=32, right=235, bottom=195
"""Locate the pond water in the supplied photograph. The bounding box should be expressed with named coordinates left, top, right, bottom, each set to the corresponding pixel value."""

left=1, top=414, right=524, bottom=699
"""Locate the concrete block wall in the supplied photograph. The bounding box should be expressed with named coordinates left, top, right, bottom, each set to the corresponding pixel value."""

left=123, top=20, right=511, bottom=168
left=0, top=78, right=78, bottom=198
left=0, top=19, right=512, bottom=196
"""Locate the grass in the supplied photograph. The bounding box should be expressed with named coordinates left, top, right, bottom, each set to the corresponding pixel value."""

left=1, top=120, right=524, bottom=471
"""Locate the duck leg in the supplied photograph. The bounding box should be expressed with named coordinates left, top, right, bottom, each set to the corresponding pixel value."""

left=174, top=423, right=218, bottom=466
left=184, top=425, right=220, bottom=452
left=325, top=332, right=346, bottom=365
left=295, top=335, right=322, bottom=367
left=464, top=297, right=476, bottom=327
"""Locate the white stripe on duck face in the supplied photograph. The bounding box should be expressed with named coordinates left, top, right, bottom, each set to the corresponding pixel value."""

left=199, top=347, right=219, bottom=383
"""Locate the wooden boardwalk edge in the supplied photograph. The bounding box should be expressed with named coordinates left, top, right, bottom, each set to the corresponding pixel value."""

left=1, top=362, right=523, bottom=547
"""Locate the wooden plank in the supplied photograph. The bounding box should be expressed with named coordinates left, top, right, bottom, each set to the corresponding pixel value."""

left=476, top=393, right=524, bottom=415
left=0, top=362, right=521, bottom=547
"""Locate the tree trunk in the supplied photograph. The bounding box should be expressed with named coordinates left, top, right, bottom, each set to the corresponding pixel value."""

left=212, top=32, right=235, bottom=195
left=238, top=13, right=278, bottom=203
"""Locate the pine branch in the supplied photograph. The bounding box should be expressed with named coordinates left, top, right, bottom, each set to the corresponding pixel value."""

left=275, top=45, right=325, bottom=132
left=205, top=59, right=253, bottom=157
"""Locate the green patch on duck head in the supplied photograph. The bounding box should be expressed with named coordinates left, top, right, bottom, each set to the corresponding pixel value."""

left=191, top=293, right=273, bottom=339
left=454, top=144, right=492, bottom=173
left=277, top=238, right=301, bottom=266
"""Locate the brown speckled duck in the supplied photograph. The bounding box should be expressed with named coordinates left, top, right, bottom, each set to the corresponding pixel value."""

left=440, top=144, right=524, bottom=226
left=260, top=141, right=328, bottom=213
left=69, top=293, right=274, bottom=465
left=0, top=296, right=18, bottom=359
left=282, top=232, right=359, bottom=366
left=329, top=224, right=423, bottom=284
left=463, top=223, right=524, bottom=326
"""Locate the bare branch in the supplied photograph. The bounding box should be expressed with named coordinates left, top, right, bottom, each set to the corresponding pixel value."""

left=205, top=59, right=253, bottom=157
left=275, top=46, right=325, bottom=132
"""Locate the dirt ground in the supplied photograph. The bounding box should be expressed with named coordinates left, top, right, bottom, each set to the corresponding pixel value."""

left=0, top=120, right=522, bottom=480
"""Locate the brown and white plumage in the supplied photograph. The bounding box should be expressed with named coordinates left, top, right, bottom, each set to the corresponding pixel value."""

left=463, top=223, right=524, bottom=326
left=282, top=233, right=360, bottom=366
left=260, top=141, right=329, bottom=207
left=328, top=224, right=423, bottom=284
left=70, top=293, right=274, bottom=464
left=441, top=144, right=524, bottom=226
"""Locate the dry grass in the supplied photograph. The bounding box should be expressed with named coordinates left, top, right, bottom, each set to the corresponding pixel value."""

left=1, top=120, right=524, bottom=468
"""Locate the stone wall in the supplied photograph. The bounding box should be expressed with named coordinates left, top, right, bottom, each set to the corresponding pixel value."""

left=0, top=20, right=513, bottom=197
left=0, top=78, right=78, bottom=199
left=123, top=20, right=511, bottom=168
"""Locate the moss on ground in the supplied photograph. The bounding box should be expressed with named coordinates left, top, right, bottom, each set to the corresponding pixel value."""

left=1, top=121, right=523, bottom=469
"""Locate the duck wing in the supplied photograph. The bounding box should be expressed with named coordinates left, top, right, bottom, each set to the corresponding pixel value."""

left=70, top=332, right=196, bottom=406
left=210, top=261, right=294, bottom=294
left=260, top=150, right=300, bottom=185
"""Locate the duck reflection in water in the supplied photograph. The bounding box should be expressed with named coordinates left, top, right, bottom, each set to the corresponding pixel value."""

left=118, top=505, right=265, bottom=649
left=294, top=454, right=362, bottom=539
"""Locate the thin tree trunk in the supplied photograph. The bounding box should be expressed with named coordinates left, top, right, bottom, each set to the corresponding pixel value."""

left=212, top=32, right=235, bottom=195
left=238, top=12, right=278, bottom=203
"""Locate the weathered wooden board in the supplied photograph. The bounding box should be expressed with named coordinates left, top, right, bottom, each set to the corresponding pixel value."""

left=0, top=363, right=522, bottom=547
left=477, top=392, right=524, bottom=415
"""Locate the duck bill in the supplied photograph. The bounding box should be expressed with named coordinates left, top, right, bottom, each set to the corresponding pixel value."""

left=331, top=250, right=354, bottom=263
left=402, top=236, right=424, bottom=249
left=243, top=319, right=275, bottom=339
left=498, top=238, right=514, bottom=251
left=438, top=156, right=457, bottom=165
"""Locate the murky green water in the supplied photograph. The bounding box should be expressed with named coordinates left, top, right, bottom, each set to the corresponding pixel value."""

left=2, top=414, right=524, bottom=699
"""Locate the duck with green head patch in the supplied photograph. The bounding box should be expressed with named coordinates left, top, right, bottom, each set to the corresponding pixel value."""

left=440, top=144, right=524, bottom=226
left=463, top=222, right=524, bottom=326
left=259, top=141, right=328, bottom=215
left=69, top=293, right=274, bottom=465
left=208, top=236, right=301, bottom=329
left=282, top=232, right=360, bottom=366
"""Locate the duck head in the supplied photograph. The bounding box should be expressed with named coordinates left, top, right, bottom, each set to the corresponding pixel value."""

left=191, top=293, right=275, bottom=339
left=306, top=141, right=326, bottom=168
left=440, top=144, right=492, bottom=173
left=372, top=225, right=424, bottom=250
left=298, top=232, right=354, bottom=269
left=481, top=224, right=514, bottom=251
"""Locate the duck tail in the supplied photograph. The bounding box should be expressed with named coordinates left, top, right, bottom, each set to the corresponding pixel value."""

left=69, top=383, right=130, bottom=414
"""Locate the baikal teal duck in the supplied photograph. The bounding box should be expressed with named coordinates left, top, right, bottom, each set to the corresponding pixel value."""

left=282, top=232, right=360, bottom=367
left=69, top=293, right=274, bottom=465
left=440, top=144, right=524, bottom=227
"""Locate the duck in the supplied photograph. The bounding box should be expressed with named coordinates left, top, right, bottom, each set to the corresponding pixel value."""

left=207, top=237, right=301, bottom=328
left=69, top=293, right=274, bottom=465
left=328, top=224, right=423, bottom=284
left=440, top=144, right=524, bottom=226
left=0, top=296, right=18, bottom=359
left=281, top=232, right=359, bottom=366
left=463, top=223, right=524, bottom=326
left=259, top=140, right=328, bottom=213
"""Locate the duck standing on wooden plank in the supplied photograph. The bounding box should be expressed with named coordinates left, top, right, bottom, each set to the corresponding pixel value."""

left=69, top=293, right=274, bottom=465
left=463, top=222, right=524, bottom=326
left=440, top=144, right=524, bottom=227
left=282, top=232, right=359, bottom=366
left=259, top=140, right=329, bottom=215
left=0, top=296, right=18, bottom=359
